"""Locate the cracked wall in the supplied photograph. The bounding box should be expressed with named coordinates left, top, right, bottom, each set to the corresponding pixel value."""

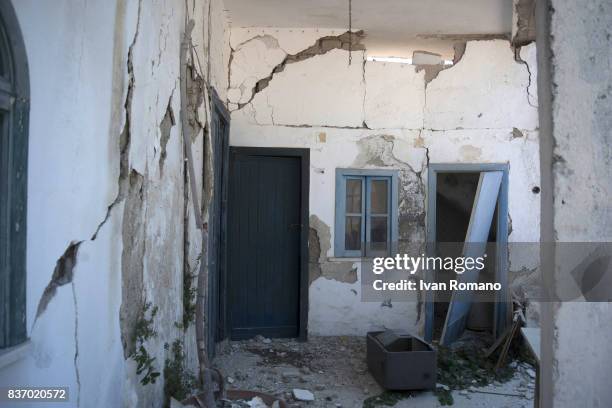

left=229, top=28, right=540, bottom=336
left=3, top=1, right=231, bottom=407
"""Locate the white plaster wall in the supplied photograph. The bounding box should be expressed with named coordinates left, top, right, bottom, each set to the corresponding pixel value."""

left=1, top=3, right=124, bottom=407
left=425, top=40, right=538, bottom=131
left=229, top=29, right=540, bottom=336
left=364, top=62, right=425, bottom=129
left=545, top=0, right=612, bottom=406
left=1, top=1, right=231, bottom=407
left=247, top=49, right=366, bottom=127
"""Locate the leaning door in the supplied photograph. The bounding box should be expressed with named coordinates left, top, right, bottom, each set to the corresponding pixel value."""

left=227, top=149, right=302, bottom=339
left=440, top=171, right=503, bottom=346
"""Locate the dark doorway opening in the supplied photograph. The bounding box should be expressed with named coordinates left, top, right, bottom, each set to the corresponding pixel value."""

left=226, top=147, right=309, bottom=341
left=425, top=164, right=509, bottom=343
left=433, top=172, right=498, bottom=341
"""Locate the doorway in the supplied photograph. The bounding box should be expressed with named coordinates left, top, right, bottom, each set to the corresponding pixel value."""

left=206, top=90, right=230, bottom=359
left=226, top=147, right=309, bottom=340
left=425, top=164, right=509, bottom=343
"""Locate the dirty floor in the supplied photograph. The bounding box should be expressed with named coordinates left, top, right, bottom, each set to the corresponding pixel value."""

left=212, top=336, right=536, bottom=408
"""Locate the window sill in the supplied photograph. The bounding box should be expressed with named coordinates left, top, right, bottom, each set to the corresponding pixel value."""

left=0, top=340, right=31, bottom=370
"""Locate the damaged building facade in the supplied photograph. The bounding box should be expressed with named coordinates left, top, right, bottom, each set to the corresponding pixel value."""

left=0, top=0, right=231, bottom=407
left=0, top=0, right=610, bottom=407
left=228, top=31, right=540, bottom=335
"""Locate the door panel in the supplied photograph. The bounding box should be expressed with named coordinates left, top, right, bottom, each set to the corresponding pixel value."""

left=227, top=151, right=302, bottom=339
left=207, top=97, right=229, bottom=358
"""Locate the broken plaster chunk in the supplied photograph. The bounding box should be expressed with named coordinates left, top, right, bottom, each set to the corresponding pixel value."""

left=292, top=389, right=315, bottom=401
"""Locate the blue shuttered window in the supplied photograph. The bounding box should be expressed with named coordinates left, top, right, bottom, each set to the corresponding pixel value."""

left=334, top=169, right=398, bottom=257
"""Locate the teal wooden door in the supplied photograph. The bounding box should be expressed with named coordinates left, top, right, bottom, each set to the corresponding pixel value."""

left=227, top=149, right=303, bottom=339
left=207, top=91, right=229, bottom=358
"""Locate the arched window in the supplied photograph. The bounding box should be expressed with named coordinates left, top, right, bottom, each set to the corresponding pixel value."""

left=0, top=1, right=29, bottom=348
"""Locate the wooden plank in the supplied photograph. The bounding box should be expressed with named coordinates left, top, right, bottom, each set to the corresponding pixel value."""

left=484, top=323, right=515, bottom=358
left=495, top=317, right=520, bottom=370
left=440, top=171, right=503, bottom=346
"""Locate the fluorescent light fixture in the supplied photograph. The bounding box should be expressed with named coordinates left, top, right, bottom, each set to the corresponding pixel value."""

left=366, top=56, right=412, bottom=64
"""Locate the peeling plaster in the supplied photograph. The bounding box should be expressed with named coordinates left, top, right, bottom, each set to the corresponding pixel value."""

left=512, top=127, right=524, bottom=139
left=159, top=93, right=176, bottom=175
left=185, top=63, right=206, bottom=142
left=415, top=41, right=466, bottom=86
left=309, top=215, right=357, bottom=285
left=119, top=170, right=146, bottom=358
left=352, top=135, right=427, bottom=251
left=35, top=241, right=83, bottom=320
left=512, top=0, right=536, bottom=47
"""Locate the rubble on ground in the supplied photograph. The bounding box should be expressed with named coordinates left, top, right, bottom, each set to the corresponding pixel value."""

left=212, top=334, right=536, bottom=407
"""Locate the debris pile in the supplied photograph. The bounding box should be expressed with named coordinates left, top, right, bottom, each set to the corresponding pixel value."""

left=212, top=333, right=535, bottom=407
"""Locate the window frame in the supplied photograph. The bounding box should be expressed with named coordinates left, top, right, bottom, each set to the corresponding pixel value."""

left=334, top=169, right=399, bottom=258
left=0, top=0, right=30, bottom=349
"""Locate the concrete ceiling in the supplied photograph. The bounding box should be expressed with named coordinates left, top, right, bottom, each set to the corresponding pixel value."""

left=224, top=0, right=513, bottom=59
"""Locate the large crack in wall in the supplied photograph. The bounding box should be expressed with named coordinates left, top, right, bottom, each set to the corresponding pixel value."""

left=514, top=46, right=537, bottom=108
left=91, top=0, right=141, bottom=241
left=34, top=0, right=146, bottom=364
left=232, top=30, right=365, bottom=109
